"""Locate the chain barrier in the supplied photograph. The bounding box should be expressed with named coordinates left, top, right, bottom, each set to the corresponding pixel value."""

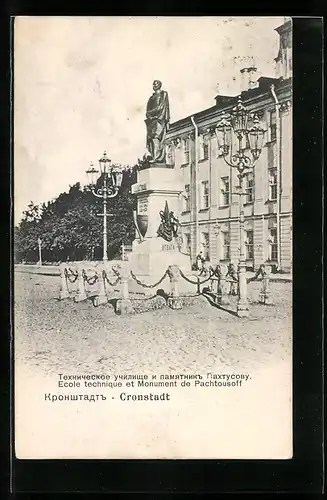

left=128, top=291, right=201, bottom=302
left=179, top=268, right=213, bottom=286
left=82, top=269, right=99, bottom=286
left=64, top=268, right=78, bottom=284
left=179, top=293, right=202, bottom=298
left=131, top=294, right=158, bottom=301
left=226, top=276, right=239, bottom=283
left=130, top=270, right=168, bottom=289
left=226, top=273, right=238, bottom=283
left=208, top=267, right=222, bottom=280
left=111, top=266, right=122, bottom=279
left=246, top=265, right=266, bottom=284
left=103, top=270, right=121, bottom=287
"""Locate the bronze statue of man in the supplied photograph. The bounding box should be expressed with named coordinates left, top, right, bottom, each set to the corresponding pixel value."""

left=145, top=80, right=170, bottom=163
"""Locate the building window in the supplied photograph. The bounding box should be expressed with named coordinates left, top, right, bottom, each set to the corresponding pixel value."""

left=221, top=231, right=230, bottom=260
left=269, top=228, right=278, bottom=260
left=220, top=176, right=230, bottom=206
left=182, top=138, right=190, bottom=164
left=203, top=142, right=209, bottom=160
left=166, top=144, right=175, bottom=166
left=245, top=172, right=254, bottom=203
left=184, top=233, right=191, bottom=255
left=184, top=184, right=191, bottom=212
left=269, top=110, right=277, bottom=142
left=201, top=181, right=209, bottom=209
left=269, top=168, right=278, bottom=200
left=199, top=134, right=209, bottom=161
left=245, top=230, right=254, bottom=259
left=201, top=232, right=210, bottom=260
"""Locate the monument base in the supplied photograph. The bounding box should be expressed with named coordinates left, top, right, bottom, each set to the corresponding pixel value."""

left=145, top=161, right=174, bottom=169
left=129, top=238, right=191, bottom=278
left=130, top=163, right=192, bottom=293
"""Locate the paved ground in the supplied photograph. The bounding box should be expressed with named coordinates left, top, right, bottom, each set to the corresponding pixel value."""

left=14, top=270, right=292, bottom=377
left=15, top=262, right=292, bottom=282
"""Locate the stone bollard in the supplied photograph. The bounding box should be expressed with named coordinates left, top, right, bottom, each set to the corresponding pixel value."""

left=93, top=263, right=107, bottom=307
left=227, top=262, right=239, bottom=296
left=210, top=266, right=220, bottom=305
left=259, top=265, right=273, bottom=305
left=216, top=264, right=229, bottom=306
left=167, top=265, right=183, bottom=310
left=116, top=262, right=134, bottom=315
left=59, top=263, right=70, bottom=300
left=196, top=276, right=201, bottom=295
left=74, top=263, right=87, bottom=303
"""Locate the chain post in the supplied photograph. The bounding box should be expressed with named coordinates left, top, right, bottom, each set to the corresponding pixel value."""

left=74, top=263, right=87, bottom=302
left=116, top=262, right=134, bottom=315
left=94, top=263, right=108, bottom=307
left=217, top=264, right=229, bottom=305
left=197, top=276, right=201, bottom=294
left=167, top=265, right=183, bottom=310
left=59, top=263, right=70, bottom=300
left=259, top=264, right=273, bottom=305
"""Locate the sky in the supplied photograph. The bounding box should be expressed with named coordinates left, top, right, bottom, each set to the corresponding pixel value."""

left=14, top=16, right=284, bottom=224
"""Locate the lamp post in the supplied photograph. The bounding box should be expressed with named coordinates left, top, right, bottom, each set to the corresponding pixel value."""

left=86, top=151, right=123, bottom=262
left=37, top=237, right=42, bottom=267
left=215, top=97, right=265, bottom=317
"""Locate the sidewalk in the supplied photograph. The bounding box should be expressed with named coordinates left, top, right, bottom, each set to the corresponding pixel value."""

left=14, top=264, right=60, bottom=276
left=266, top=273, right=292, bottom=283
left=14, top=260, right=123, bottom=277
left=249, top=271, right=292, bottom=283
left=14, top=263, right=292, bottom=283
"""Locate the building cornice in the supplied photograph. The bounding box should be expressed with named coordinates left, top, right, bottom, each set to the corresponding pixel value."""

left=275, top=19, right=292, bottom=36
left=167, top=81, right=292, bottom=139
left=168, top=77, right=292, bottom=137
left=214, top=95, right=236, bottom=107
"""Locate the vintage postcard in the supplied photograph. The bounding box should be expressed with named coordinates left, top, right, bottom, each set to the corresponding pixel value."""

left=13, top=16, right=292, bottom=459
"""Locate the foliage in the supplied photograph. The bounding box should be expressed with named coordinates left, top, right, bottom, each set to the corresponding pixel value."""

left=14, top=168, right=137, bottom=263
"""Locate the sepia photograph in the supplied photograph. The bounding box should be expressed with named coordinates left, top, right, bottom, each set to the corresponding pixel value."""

left=13, top=16, right=292, bottom=459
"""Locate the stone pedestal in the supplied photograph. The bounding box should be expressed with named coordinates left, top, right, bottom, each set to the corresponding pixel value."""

left=74, top=262, right=87, bottom=303
left=116, top=262, right=134, bottom=315
left=59, top=263, right=70, bottom=300
left=130, top=238, right=190, bottom=278
left=93, top=263, right=108, bottom=307
left=167, top=264, right=183, bottom=310
left=129, top=166, right=191, bottom=283
left=259, top=276, right=273, bottom=305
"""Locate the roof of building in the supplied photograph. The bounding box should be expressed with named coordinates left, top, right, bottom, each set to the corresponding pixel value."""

left=168, top=76, right=291, bottom=133
left=274, top=19, right=292, bottom=63
left=275, top=18, right=292, bottom=36
left=168, top=17, right=292, bottom=135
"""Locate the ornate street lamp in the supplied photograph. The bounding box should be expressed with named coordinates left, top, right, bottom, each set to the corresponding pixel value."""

left=214, top=219, right=220, bottom=263
left=85, top=151, right=123, bottom=262
left=215, top=97, right=265, bottom=317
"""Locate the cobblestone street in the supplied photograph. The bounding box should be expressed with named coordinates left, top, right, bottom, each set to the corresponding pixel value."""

left=12, top=15, right=300, bottom=465
left=14, top=269, right=293, bottom=460
left=14, top=270, right=292, bottom=377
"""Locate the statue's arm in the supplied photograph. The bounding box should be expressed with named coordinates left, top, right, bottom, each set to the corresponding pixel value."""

left=146, top=97, right=158, bottom=119
left=153, top=91, right=170, bottom=122
left=167, top=94, right=170, bottom=120
left=146, top=107, right=158, bottom=119
left=146, top=92, right=170, bottom=121
left=163, top=91, right=170, bottom=123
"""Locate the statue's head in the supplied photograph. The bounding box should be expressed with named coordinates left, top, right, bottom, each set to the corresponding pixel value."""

left=153, top=80, right=162, bottom=91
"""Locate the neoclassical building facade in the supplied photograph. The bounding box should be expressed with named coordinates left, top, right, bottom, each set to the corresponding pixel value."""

left=165, top=18, right=292, bottom=272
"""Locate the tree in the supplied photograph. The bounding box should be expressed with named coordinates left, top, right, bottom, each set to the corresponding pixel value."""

left=14, top=167, right=138, bottom=263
